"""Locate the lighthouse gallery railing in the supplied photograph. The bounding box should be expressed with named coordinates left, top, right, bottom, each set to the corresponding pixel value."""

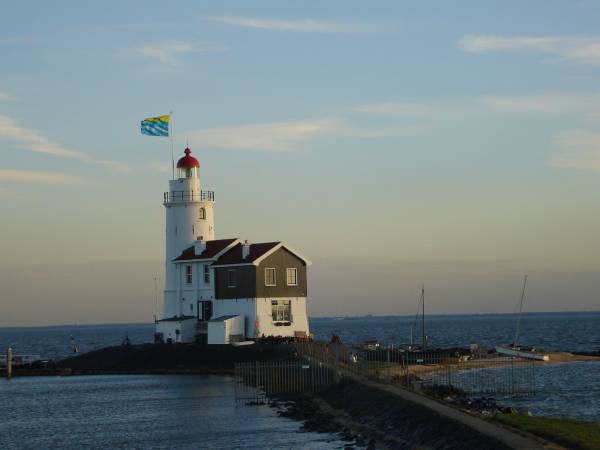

left=163, top=190, right=215, bottom=203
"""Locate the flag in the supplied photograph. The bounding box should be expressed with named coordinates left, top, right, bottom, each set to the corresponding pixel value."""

left=141, top=115, right=170, bottom=137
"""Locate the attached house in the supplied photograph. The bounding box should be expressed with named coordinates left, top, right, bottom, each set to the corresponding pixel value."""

left=157, top=237, right=311, bottom=344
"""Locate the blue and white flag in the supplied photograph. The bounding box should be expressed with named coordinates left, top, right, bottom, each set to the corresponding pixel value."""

left=141, top=115, right=170, bottom=137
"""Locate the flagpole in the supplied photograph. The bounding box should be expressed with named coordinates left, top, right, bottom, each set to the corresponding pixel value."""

left=169, top=111, right=174, bottom=179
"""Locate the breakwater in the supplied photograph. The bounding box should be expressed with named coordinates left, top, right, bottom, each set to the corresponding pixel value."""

left=278, top=379, right=517, bottom=450
left=0, top=343, right=296, bottom=377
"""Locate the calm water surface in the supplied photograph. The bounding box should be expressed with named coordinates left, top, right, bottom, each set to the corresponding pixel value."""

left=508, top=361, right=600, bottom=422
left=0, top=375, right=350, bottom=450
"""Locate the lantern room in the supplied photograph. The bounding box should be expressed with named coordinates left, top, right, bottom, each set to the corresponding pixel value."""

left=176, top=148, right=199, bottom=178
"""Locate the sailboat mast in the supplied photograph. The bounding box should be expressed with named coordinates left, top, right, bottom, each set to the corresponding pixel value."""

left=421, top=284, right=426, bottom=350
left=513, top=275, right=528, bottom=348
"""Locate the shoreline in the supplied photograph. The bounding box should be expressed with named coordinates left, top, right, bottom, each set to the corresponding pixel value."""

left=408, top=351, right=600, bottom=376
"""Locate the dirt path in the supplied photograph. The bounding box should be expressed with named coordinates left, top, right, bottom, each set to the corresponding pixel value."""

left=344, top=373, right=562, bottom=450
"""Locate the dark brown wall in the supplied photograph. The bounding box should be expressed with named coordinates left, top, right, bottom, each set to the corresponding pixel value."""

left=214, top=265, right=256, bottom=299
left=214, top=247, right=308, bottom=299
left=256, top=248, right=307, bottom=298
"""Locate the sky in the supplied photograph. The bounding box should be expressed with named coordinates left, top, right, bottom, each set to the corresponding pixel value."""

left=1, top=1, right=600, bottom=326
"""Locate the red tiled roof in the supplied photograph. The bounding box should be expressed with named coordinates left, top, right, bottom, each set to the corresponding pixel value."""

left=173, top=238, right=238, bottom=261
left=213, top=242, right=280, bottom=265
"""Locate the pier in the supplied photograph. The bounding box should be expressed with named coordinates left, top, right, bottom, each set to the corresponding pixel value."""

left=5, top=347, right=12, bottom=380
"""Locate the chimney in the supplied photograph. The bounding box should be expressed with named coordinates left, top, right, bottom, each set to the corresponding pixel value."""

left=242, top=240, right=250, bottom=259
left=194, top=236, right=206, bottom=256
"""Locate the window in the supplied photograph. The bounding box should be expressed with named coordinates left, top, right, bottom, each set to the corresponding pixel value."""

left=203, top=265, right=210, bottom=284
left=199, top=207, right=206, bottom=220
left=227, top=269, right=237, bottom=288
left=271, top=300, right=291, bottom=322
left=265, top=268, right=276, bottom=286
left=286, top=268, right=298, bottom=286
left=185, top=265, right=193, bottom=284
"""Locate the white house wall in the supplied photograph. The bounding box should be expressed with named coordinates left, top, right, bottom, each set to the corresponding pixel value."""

left=213, top=299, right=257, bottom=338
left=207, top=316, right=245, bottom=344
left=255, top=297, right=309, bottom=338
left=177, top=262, right=216, bottom=317
left=156, top=318, right=197, bottom=343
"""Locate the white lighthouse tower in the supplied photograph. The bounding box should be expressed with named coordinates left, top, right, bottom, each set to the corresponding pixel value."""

left=162, top=147, right=215, bottom=319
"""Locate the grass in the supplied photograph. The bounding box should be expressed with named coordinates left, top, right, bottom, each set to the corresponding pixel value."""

left=495, top=414, right=600, bottom=450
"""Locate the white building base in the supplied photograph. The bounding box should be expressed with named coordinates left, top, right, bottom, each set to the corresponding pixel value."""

left=156, top=317, right=197, bottom=343
left=207, top=315, right=245, bottom=345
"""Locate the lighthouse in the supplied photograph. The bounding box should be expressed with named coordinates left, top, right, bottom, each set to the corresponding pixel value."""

left=163, top=148, right=215, bottom=318
left=156, top=146, right=311, bottom=345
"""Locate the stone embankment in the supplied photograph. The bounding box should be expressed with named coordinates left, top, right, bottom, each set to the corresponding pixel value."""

left=276, top=379, right=560, bottom=450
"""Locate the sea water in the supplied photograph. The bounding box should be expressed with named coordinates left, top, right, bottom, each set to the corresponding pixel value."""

left=0, top=374, right=350, bottom=450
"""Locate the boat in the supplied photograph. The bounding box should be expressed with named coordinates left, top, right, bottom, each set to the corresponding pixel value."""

left=495, top=344, right=550, bottom=361
left=409, top=285, right=427, bottom=350
left=495, top=275, right=550, bottom=361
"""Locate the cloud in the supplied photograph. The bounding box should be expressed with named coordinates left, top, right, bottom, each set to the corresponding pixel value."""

left=185, top=117, right=413, bottom=152
left=210, top=15, right=377, bottom=33
left=186, top=118, right=338, bottom=152
left=0, top=169, right=83, bottom=185
left=549, top=130, right=600, bottom=173
left=353, top=101, right=436, bottom=116
left=0, top=114, right=128, bottom=171
left=479, top=93, right=600, bottom=174
left=459, top=35, right=564, bottom=53
left=482, top=92, right=600, bottom=117
left=127, top=40, right=226, bottom=67
left=459, top=35, right=600, bottom=65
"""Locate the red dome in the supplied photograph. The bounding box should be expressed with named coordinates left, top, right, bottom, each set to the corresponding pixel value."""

left=176, top=148, right=199, bottom=168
